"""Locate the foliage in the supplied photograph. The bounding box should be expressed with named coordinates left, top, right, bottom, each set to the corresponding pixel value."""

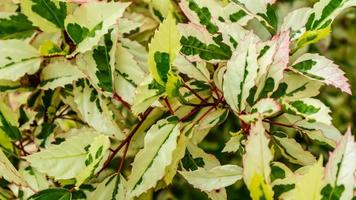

left=0, top=0, right=355, bottom=199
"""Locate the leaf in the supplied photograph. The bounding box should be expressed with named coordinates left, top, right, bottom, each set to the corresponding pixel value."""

left=114, top=43, right=146, bottom=104
left=75, top=134, right=110, bottom=187
left=273, top=134, right=316, bottom=166
left=0, top=39, right=42, bottom=81
left=254, top=31, right=290, bottom=101
left=77, top=27, right=118, bottom=93
left=0, top=79, right=22, bottom=92
left=21, top=0, right=67, bottom=32
left=72, top=80, right=124, bottom=139
left=281, top=98, right=332, bottom=125
left=127, top=117, right=180, bottom=197
left=19, top=167, right=49, bottom=199
left=179, top=23, right=232, bottom=62
left=179, top=0, right=222, bottom=34
left=288, top=158, right=324, bottom=200
left=0, top=101, right=21, bottom=140
left=0, top=149, right=27, bottom=186
left=239, top=98, right=281, bottom=123
left=290, top=53, right=351, bottom=95
left=179, top=165, right=243, bottom=191
left=65, top=1, right=130, bottom=54
left=233, top=0, right=278, bottom=30
left=0, top=12, right=37, bottom=40
left=40, top=60, right=85, bottom=90
left=222, top=131, right=244, bottom=153
left=26, top=129, right=109, bottom=180
left=223, top=32, right=259, bottom=112
left=88, top=174, right=129, bottom=200
left=243, top=119, right=273, bottom=197
left=173, top=54, right=210, bottom=82
left=224, top=2, right=253, bottom=26
left=148, top=13, right=180, bottom=86
left=39, top=40, right=67, bottom=56
left=28, top=188, right=71, bottom=200
left=272, top=72, right=323, bottom=100
left=323, top=128, right=356, bottom=200
left=131, top=77, right=164, bottom=115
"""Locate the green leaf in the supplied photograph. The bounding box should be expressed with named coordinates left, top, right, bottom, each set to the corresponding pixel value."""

left=127, top=118, right=181, bottom=197
left=28, top=188, right=71, bottom=200
left=0, top=39, right=42, bottom=81
left=21, top=0, right=67, bottom=32
left=0, top=12, right=37, bottom=40
left=65, top=1, right=130, bottom=54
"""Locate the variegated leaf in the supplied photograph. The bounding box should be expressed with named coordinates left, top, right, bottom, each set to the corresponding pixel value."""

left=89, top=174, right=129, bottom=200
left=290, top=53, right=351, bottom=94
left=179, top=165, right=243, bottom=191
left=72, top=80, right=124, bottom=139
left=0, top=12, right=36, bottom=40
left=0, top=39, right=42, bottom=81
left=114, top=43, right=146, bottom=105
left=26, top=129, right=110, bottom=183
left=240, top=98, right=281, bottom=123
left=281, top=98, right=332, bottom=125
left=65, top=1, right=130, bottom=54
left=0, top=149, right=27, bottom=186
left=77, top=27, right=118, bottom=94
left=21, top=0, right=67, bottom=32
left=273, top=133, right=316, bottom=166
left=40, top=60, right=85, bottom=90
left=127, top=117, right=180, bottom=197
left=243, top=119, right=274, bottom=200
left=254, top=31, right=290, bottom=101
left=148, top=12, right=180, bottom=87
left=322, top=128, right=356, bottom=200
left=223, top=32, right=259, bottom=112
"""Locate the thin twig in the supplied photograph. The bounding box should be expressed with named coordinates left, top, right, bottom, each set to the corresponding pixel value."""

left=98, top=107, right=154, bottom=174
left=183, top=83, right=207, bottom=103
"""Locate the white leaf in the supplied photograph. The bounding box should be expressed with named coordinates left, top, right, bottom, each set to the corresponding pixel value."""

left=179, top=165, right=243, bottom=191
left=89, top=174, right=130, bottom=200
left=0, top=40, right=41, bottom=81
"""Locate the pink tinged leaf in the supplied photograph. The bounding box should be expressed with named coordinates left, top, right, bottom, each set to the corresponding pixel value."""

left=324, top=127, right=356, bottom=200
left=291, top=53, right=352, bottom=95
left=267, top=0, right=277, bottom=4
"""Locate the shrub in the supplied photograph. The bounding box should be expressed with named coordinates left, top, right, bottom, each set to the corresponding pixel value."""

left=0, top=0, right=355, bottom=199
